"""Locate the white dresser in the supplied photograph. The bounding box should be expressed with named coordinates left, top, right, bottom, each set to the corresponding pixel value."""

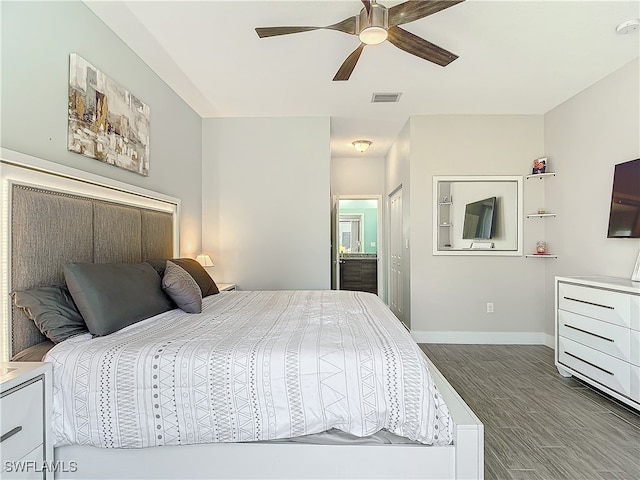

left=0, top=362, right=52, bottom=479
left=555, top=276, right=640, bottom=410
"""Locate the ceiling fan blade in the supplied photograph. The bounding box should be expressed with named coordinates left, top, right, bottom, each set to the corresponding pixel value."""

left=333, top=43, right=366, bottom=81
left=256, top=16, right=357, bottom=38
left=362, top=0, right=371, bottom=15
left=389, top=0, right=465, bottom=27
left=387, top=26, right=458, bottom=66
left=255, top=26, right=322, bottom=38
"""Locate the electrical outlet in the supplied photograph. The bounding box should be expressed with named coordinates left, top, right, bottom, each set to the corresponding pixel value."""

left=486, top=302, right=494, bottom=313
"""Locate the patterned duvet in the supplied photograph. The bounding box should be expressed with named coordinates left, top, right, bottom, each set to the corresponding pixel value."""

left=45, top=290, right=453, bottom=448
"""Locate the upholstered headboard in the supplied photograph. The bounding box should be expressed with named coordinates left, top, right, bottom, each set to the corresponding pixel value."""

left=1, top=150, right=180, bottom=360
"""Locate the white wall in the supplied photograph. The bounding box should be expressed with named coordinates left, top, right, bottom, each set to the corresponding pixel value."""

left=406, top=115, right=546, bottom=342
left=202, top=117, right=331, bottom=290
left=331, top=156, right=385, bottom=196
left=0, top=1, right=203, bottom=257
left=544, top=58, right=640, bottom=336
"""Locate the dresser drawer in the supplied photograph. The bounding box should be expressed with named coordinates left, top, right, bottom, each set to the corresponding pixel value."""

left=0, top=379, right=44, bottom=463
left=558, top=282, right=632, bottom=328
left=558, top=310, right=630, bottom=362
left=631, top=329, right=640, bottom=367
left=558, top=337, right=631, bottom=398
left=632, top=364, right=640, bottom=403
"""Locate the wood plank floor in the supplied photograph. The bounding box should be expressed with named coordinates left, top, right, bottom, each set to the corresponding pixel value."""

left=421, top=344, right=640, bottom=480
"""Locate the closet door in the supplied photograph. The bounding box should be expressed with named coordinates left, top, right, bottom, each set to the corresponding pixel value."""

left=389, top=188, right=404, bottom=325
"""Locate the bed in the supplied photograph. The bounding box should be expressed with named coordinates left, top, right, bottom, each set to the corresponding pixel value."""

left=1, top=148, right=484, bottom=479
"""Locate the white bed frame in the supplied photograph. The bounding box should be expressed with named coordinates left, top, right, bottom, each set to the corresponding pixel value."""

left=1, top=149, right=484, bottom=480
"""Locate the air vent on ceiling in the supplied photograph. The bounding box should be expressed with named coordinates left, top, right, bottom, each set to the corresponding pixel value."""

left=371, top=92, right=402, bottom=103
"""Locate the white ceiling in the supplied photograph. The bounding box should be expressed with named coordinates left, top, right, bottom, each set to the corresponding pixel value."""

left=86, top=0, right=639, bottom=158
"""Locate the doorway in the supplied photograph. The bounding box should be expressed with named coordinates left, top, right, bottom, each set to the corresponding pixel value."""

left=331, top=196, right=382, bottom=295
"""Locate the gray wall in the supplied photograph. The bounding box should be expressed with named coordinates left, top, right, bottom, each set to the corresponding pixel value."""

left=411, top=115, right=545, bottom=341
left=385, top=122, right=412, bottom=327
left=386, top=115, right=546, bottom=342
left=202, top=117, right=331, bottom=290
left=1, top=1, right=203, bottom=257
left=544, top=58, right=640, bottom=336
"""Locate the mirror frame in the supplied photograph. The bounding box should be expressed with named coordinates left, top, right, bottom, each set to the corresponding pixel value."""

left=433, top=175, right=523, bottom=256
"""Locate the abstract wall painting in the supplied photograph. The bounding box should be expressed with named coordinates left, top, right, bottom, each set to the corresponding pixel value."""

left=68, top=53, right=150, bottom=176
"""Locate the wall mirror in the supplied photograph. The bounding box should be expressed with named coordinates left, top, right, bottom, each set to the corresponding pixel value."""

left=433, top=176, right=523, bottom=256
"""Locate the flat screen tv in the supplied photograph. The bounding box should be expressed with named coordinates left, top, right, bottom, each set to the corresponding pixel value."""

left=462, top=196, right=497, bottom=240
left=607, top=158, right=640, bottom=238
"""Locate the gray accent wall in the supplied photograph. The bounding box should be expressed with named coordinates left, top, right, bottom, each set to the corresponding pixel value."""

left=387, top=115, right=546, bottom=341
left=1, top=1, right=202, bottom=257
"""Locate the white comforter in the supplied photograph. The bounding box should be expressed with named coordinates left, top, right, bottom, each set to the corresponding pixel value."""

left=45, top=290, right=453, bottom=448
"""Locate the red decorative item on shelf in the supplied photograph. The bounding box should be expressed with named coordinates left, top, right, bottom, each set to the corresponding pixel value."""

left=536, top=241, right=547, bottom=254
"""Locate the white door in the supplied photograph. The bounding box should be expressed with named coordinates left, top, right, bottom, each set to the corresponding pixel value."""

left=389, top=188, right=404, bottom=324
left=331, top=195, right=339, bottom=290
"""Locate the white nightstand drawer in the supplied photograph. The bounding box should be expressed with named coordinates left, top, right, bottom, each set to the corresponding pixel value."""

left=558, top=310, right=630, bottom=362
left=558, top=283, right=631, bottom=328
left=0, top=379, right=44, bottom=463
left=559, top=337, right=631, bottom=398
left=1, top=444, right=44, bottom=479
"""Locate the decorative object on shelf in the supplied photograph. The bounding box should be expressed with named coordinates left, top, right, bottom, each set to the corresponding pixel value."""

left=632, top=251, right=640, bottom=282
left=352, top=140, right=372, bottom=153
left=531, top=157, right=547, bottom=175
left=536, top=241, right=547, bottom=254
left=195, top=253, right=214, bottom=267
left=441, top=195, right=450, bottom=203
left=68, top=54, right=150, bottom=176
left=537, top=209, right=546, bottom=214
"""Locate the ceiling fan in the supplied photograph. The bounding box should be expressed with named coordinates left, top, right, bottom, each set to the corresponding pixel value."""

left=255, top=0, right=465, bottom=81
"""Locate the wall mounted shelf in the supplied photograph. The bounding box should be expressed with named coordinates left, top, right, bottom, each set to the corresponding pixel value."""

left=526, top=172, right=556, bottom=180
left=525, top=254, right=558, bottom=258
left=526, top=213, right=557, bottom=218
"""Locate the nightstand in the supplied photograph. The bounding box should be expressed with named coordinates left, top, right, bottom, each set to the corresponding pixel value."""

left=218, top=283, right=236, bottom=292
left=1, top=362, right=52, bottom=479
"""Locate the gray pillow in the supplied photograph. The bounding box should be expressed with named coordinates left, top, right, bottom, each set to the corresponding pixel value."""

left=12, top=285, right=88, bottom=343
left=162, top=261, right=202, bottom=313
left=11, top=340, right=55, bottom=362
left=64, top=262, right=174, bottom=336
left=145, top=258, right=219, bottom=297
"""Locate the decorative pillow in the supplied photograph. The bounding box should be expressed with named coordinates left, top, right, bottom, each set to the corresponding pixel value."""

left=64, top=262, right=174, bottom=336
left=162, top=261, right=202, bottom=313
left=11, top=340, right=55, bottom=362
left=12, top=285, right=88, bottom=343
left=145, top=258, right=219, bottom=297
left=144, top=258, right=167, bottom=278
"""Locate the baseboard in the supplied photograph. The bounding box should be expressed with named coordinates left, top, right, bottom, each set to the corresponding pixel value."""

left=412, top=330, right=554, bottom=346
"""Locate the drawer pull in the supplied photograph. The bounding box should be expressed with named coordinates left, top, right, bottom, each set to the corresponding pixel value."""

left=565, top=324, right=614, bottom=342
left=563, top=296, right=614, bottom=310
left=0, top=426, right=22, bottom=443
left=565, top=352, right=614, bottom=376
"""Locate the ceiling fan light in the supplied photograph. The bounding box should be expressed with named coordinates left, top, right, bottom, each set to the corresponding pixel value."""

left=359, top=26, right=388, bottom=45
left=352, top=140, right=372, bottom=153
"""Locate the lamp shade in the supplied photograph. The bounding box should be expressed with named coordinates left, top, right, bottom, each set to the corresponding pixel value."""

left=195, top=254, right=214, bottom=267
